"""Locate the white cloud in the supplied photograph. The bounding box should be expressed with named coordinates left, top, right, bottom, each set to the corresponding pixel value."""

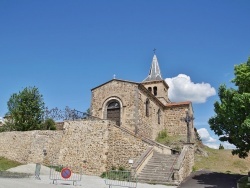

left=205, top=143, right=219, bottom=149
left=165, top=74, right=216, bottom=103
left=222, top=142, right=236, bottom=150
left=197, top=128, right=236, bottom=149
left=198, top=128, right=217, bottom=143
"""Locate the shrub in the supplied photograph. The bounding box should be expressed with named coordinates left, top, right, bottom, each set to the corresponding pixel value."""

left=219, top=143, right=224, bottom=150
left=156, top=129, right=169, bottom=144
left=43, top=118, right=56, bottom=130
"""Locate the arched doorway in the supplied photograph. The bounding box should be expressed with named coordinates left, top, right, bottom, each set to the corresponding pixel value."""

left=107, top=101, right=120, bottom=126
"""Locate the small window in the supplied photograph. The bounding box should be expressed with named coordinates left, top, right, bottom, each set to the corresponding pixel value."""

left=157, top=109, right=161, bottom=124
left=148, top=87, right=152, bottom=93
left=153, top=87, right=157, bottom=96
left=146, top=99, right=150, bottom=117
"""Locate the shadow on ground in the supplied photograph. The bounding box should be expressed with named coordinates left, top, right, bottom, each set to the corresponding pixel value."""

left=178, top=170, right=245, bottom=188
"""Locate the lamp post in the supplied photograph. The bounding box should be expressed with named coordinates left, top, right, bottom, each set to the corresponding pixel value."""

left=184, top=109, right=194, bottom=143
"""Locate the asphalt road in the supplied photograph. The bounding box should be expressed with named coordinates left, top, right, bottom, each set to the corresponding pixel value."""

left=178, top=170, right=244, bottom=188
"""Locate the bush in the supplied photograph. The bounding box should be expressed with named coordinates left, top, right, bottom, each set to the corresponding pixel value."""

left=156, top=129, right=169, bottom=144
left=50, top=165, right=63, bottom=172
left=219, top=143, right=224, bottom=150
left=43, top=118, right=56, bottom=130
left=100, top=166, right=130, bottom=180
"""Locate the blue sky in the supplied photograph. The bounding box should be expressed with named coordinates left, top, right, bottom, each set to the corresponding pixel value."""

left=1, top=0, right=250, bottom=149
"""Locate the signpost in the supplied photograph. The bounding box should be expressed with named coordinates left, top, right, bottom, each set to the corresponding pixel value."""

left=35, top=163, right=41, bottom=180
left=61, top=167, right=72, bottom=179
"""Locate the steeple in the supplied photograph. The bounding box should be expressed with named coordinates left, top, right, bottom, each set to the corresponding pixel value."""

left=143, top=54, right=163, bottom=82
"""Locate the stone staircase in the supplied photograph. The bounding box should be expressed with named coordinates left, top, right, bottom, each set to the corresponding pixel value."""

left=137, top=151, right=178, bottom=185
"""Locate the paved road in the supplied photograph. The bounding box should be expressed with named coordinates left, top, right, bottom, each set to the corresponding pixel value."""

left=178, top=170, right=244, bottom=188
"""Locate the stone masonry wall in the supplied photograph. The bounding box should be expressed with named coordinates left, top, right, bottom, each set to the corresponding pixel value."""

left=59, top=120, right=110, bottom=175
left=0, top=119, right=152, bottom=175
left=107, top=124, right=150, bottom=170
left=176, top=144, right=195, bottom=182
left=164, top=105, right=190, bottom=135
left=164, top=104, right=195, bottom=143
left=0, top=130, right=63, bottom=164
left=138, top=87, right=165, bottom=140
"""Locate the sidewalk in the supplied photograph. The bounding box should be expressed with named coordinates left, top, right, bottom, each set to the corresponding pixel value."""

left=1, top=164, right=177, bottom=188
left=0, top=174, right=177, bottom=188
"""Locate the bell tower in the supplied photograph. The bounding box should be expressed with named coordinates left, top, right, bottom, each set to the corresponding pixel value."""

left=142, top=54, right=170, bottom=105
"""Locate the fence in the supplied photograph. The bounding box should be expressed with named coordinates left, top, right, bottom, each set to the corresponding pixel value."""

left=49, top=164, right=82, bottom=186
left=104, top=170, right=137, bottom=188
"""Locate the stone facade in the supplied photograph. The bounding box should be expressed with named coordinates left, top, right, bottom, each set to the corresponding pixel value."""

left=165, top=103, right=194, bottom=137
left=91, top=79, right=194, bottom=141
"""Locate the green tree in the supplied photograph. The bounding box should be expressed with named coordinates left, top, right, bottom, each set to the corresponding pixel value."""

left=209, top=57, right=250, bottom=158
left=42, top=118, right=56, bottom=130
left=219, top=143, right=224, bottom=150
left=6, top=86, right=45, bottom=131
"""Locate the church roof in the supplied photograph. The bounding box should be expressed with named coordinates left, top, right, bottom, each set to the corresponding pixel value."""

left=91, top=78, right=139, bottom=91
left=165, top=101, right=191, bottom=107
left=143, top=54, right=163, bottom=82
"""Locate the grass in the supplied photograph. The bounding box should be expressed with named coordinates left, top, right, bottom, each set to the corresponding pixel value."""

left=0, top=157, right=22, bottom=171
left=156, top=130, right=185, bottom=151
left=194, top=146, right=250, bottom=175
left=0, top=157, right=31, bottom=178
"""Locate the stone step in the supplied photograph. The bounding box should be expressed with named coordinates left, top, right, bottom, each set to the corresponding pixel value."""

left=139, top=172, right=171, bottom=176
left=147, top=162, right=175, bottom=166
left=138, top=172, right=171, bottom=179
left=137, top=177, right=174, bottom=183
left=140, top=169, right=172, bottom=173
left=149, top=157, right=176, bottom=161
left=146, top=161, right=175, bottom=164
left=136, top=179, right=174, bottom=185
left=149, top=159, right=176, bottom=163
left=151, top=155, right=177, bottom=158
left=136, top=151, right=178, bottom=185
left=139, top=168, right=172, bottom=172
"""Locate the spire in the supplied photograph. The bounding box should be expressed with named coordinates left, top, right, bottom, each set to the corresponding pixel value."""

left=143, top=54, right=163, bottom=82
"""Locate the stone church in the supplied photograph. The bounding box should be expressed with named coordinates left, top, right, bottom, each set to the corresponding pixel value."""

left=0, top=53, right=195, bottom=185
left=90, top=54, right=194, bottom=141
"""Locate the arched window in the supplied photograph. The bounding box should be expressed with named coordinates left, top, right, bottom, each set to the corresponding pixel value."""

left=157, top=109, right=161, bottom=124
left=148, top=87, right=152, bottom=93
left=146, top=99, right=150, bottom=117
left=107, top=100, right=120, bottom=126
left=153, top=86, right=157, bottom=96
left=107, top=101, right=120, bottom=109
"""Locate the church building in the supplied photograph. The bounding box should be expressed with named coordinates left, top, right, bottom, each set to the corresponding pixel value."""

left=90, top=54, right=194, bottom=142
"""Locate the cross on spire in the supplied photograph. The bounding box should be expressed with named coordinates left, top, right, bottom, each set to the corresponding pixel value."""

left=153, top=48, right=156, bottom=54
left=142, top=54, right=163, bottom=82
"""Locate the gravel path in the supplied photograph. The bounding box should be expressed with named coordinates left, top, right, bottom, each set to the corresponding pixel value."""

left=0, top=164, right=177, bottom=188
